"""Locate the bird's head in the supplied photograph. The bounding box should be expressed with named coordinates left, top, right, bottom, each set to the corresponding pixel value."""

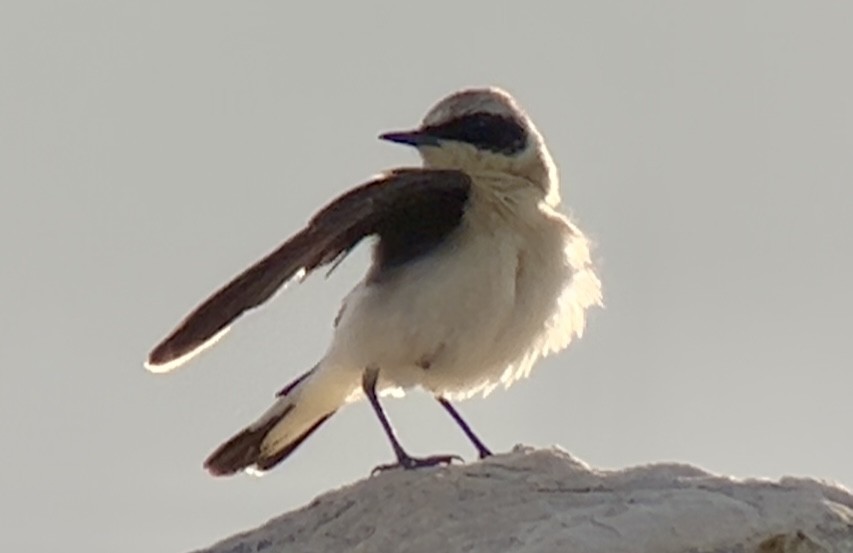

left=380, top=87, right=559, bottom=205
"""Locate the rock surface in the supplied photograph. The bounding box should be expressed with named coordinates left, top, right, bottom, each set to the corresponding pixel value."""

left=194, top=447, right=853, bottom=553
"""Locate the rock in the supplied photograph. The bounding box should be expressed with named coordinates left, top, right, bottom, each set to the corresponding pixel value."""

left=194, top=446, right=853, bottom=553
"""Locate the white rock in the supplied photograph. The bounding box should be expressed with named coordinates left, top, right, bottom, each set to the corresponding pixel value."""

left=194, top=446, right=853, bottom=553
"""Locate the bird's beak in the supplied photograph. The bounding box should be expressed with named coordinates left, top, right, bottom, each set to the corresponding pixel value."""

left=378, top=128, right=441, bottom=147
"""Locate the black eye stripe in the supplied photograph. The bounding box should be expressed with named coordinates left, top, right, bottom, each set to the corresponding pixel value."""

left=423, top=113, right=527, bottom=155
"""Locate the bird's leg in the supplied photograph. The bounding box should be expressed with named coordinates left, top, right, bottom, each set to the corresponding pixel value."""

left=362, top=367, right=461, bottom=474
left=437, top=397, right=493, bottom=459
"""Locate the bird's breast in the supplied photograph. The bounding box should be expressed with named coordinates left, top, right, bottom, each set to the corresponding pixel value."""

left=326, top=190, right=579, bottom=397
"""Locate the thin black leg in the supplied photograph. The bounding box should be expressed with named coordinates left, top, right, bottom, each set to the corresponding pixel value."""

left=362, top=367, right=408, bottom=462
left=362, top=367, right=461, bottom=473
left=437, top=397, right=493, bottom=459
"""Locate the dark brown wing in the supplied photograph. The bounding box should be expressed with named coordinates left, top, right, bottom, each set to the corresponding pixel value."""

left=145, top=168, right=471, bottom=371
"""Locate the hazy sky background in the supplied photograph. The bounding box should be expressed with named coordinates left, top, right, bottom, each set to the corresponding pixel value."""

left=2, top=2, right=851, bottom=552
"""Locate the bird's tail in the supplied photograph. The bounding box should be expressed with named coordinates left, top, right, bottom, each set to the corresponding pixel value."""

left=204, top=365, right=352, bottom=476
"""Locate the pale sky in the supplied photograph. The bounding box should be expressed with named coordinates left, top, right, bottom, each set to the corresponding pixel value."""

left=2, top=2, right=851, bottom=552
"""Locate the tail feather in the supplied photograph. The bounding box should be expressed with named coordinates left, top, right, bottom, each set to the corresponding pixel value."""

left=204, top=405, right=335, bottom=476
left=204, top=406, right=293, bottom=476
left=255, top=411, right=334, bottom=472
left=203, top=367, right=345, bottom=476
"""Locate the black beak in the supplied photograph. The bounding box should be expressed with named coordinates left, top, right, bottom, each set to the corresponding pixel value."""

left=378, top=129, right=441, bottom=147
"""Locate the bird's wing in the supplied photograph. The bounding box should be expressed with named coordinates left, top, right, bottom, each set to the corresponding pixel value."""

left=145, top=168, right=472, bottom=372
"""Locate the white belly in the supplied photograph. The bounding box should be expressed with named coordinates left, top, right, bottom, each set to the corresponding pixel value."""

left=322, top=202, right=593, bottom=400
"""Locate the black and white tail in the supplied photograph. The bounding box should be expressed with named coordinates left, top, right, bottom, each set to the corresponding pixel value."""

left=204, top=366, right=350, bottom=476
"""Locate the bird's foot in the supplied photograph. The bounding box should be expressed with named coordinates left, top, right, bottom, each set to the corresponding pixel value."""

left=476, top=445, right=493, bottom=459
left=371, top=453, right=463, bottom=475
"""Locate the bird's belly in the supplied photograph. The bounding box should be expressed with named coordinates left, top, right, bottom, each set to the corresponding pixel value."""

left=325, top=228, right=526, bottom=395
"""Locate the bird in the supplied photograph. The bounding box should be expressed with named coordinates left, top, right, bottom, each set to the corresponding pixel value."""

left=145, top=86, right=602, bottom=476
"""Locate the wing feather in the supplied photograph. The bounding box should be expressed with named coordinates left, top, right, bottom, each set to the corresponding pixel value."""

left=146, top=169, right=471, bottom=370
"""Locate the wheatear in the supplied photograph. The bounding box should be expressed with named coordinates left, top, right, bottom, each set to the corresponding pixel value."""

left=146, top=87, right=602, bottom=475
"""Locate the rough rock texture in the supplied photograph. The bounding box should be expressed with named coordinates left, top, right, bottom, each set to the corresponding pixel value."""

left=195, top=447, right=853, bottom=553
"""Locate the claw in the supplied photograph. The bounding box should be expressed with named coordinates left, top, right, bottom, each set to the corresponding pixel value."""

left=371, top=453, right=463, bottom=475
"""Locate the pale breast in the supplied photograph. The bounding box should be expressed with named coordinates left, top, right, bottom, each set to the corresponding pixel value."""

left=325, top=210, right=521, bottom=393
left=323, top=188, right=601, bottom=400
left=487, top=209, right=602, bottom=393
